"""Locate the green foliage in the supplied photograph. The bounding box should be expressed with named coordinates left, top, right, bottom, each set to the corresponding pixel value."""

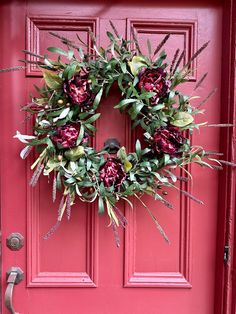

left=12, top=25, right=225, bottom=243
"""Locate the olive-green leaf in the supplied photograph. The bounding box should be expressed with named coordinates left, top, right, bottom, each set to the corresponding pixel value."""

left=93, top=88, right=103, bottom=109
left=64, top=146, right=85, bottom=161
left=117, top=146, right=127, bottom=161
left=171, top=112, right=194, bottom=127
left=124, top=159, right=132, bottom=172
left=42, top=69, right=63, bottom=90
left=47, top=47, right=68, bottom=56
left=98, top=197, right=105, bottom=214
left=128, top=55, right=148, bottom=76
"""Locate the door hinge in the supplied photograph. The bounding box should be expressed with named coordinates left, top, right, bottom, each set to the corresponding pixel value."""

left=224, top=245, right=230, bottom=263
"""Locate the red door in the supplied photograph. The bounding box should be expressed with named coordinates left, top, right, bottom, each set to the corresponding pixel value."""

left=0, top=1, right=232, bottom=313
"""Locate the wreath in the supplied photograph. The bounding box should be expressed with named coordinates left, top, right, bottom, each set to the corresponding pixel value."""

left=5, top=21, right=234, bottom=245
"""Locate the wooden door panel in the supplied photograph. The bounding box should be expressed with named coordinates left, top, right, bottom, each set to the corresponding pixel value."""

left=26, top=16, right=98, bottom=76
left=28, top=181, right=97, bottom=287
left=0, top=1, right=225, bottom=313
left=127, top=19, right=197, bottom=81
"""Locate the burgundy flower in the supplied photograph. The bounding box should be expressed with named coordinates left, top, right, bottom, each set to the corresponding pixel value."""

left=151, top=126, right=186, bottom=157
left=138, top=68, right=171, bottom=104
left=51, top=123, right=88, bottom=149
left=64, top=71, right=94, bottom=109
left=99, top=158, right=126, bottom=189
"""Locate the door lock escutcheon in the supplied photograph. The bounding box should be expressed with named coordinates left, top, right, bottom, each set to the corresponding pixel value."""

left=104, top=138, right=121, bottom=154
left=6, top=233, right=24, bottom=251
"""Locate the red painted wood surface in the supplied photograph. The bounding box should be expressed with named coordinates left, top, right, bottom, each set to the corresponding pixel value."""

left=0, top=1, right=235, bottom=313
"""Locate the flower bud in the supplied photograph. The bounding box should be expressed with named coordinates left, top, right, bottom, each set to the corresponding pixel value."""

left=57, top=155, right=63, bottom=161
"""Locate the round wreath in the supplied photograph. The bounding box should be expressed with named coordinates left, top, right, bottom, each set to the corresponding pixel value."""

left=10, top=22, right=234, bottom=244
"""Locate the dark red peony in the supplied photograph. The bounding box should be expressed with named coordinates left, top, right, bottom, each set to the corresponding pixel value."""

left=51, top=123, right=88, bottom=149
left=151, top=126, right=186, bottom=157
left=99, top=158, right=126, bottom=188
left=64, top=71, right=94, bottom=109
left=138, top=67, right=170, bottom=104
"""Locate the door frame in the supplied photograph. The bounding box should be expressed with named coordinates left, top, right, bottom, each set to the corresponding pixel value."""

left=214, top=0, right=236, bottom=313
left=0, top=0, right=236, bottom=313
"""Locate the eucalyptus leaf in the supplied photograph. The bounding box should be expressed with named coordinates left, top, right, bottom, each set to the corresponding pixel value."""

left=135, top=140, right=142, bottom=159
left=84, top=113, right=101, bottom=124
left=114, top=98, right=136, bottom=109
left=171, top=112, right=194, bottom=127
left=64, top=146, right=85, bottom=161
left=93, top=89, right=103, bottom=109
left=117, top=147, right=127, bottom=161
left=14, top=131, right=36, bottom=144
left=98, top=197, right=105, bottom=214
left=76, top=124, right=85, bottom=146
left=124, top=159, right=132, bottom=172
left=20, top=145, right=32, bottom=159
left=53, top=107, right=70, bottom=122
left=128, top=55, right=148, bottom=76
left=47, top=47, right=68, bottom=56
left=42, top=69, right=63, bottom=90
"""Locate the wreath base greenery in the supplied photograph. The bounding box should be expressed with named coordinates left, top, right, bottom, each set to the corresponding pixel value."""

left=2, top=21, right=234, bottom=245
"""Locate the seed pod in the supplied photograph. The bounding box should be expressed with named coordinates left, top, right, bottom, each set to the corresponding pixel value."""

left=57, top=155, right=63, bottom=162
left=57, top=99, right=64, bottom=105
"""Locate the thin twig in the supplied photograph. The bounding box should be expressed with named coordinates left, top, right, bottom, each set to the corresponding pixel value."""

left=30, top=164, right=44, bottom=187
left=22, top=50, right=44, bottom=59
left=76, top=33, right=88, bottom=47
left=19, top=59, right=44, bottom=65
left=112, top=221, right=121, bottom=248
left=170, top=48, right=180, bottom=74
left=0, top=66, right=25, bottom=73
left=114, top=206, right=128, bottom=228
left=205, top=123, right=234, bottom=128
left=109, top=20, right=120, bottom=38
left=49, top=31, right=72, bottom=43
left=43, top=221, right=61, bottom=240
left=210, top=165, right=223, bottom=170
left=52, top=173, right=57, bottom=203
left=131, top=26, right=142, bottom=54
left=173, top=50, right=185, bottom=73
left=154, top=33, right=170, bottom=56
left=134, top=194, right=170, bottom=243
left=196, top=88, right=217, bottom=108
left=184, top=41, right=210, bottom=69
left=180, top=189, right=204, bottom=205
left=204, top=151, right=224, bottom=156
left=219, top=160, right=236, bottom=167
left=66, top=194, right=72, bottom=220
left=194, top=72, right=208, bottom=90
